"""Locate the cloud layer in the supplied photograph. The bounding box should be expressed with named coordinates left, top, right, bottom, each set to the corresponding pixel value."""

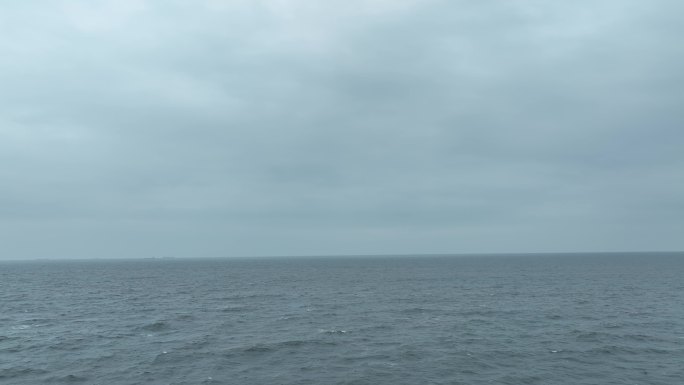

left=2, top=0, right=683, bottom=258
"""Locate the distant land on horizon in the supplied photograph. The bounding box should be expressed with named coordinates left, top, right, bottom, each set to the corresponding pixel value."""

left=3, top=250, right=683, bottom=262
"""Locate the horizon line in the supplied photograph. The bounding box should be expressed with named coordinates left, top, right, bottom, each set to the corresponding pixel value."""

left=1, top=250, right=683, bottom=262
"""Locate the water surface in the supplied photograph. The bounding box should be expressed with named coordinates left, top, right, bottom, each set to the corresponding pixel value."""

left=1, top=253, right=683, bottom=384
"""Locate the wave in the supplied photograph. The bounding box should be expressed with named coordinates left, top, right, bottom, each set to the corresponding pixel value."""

left=48, top=338, right=88, bottom=352
left=45, top=374, right=88, bottom=383
left=585, top=345, right=674, bottom=355
left=0, top=367, right=49, bottom=380
left=138, top=321, right=171, bottom=332
left=219, top=306, right=254, bottom=313
left=224, top=339, right=340, bottom=356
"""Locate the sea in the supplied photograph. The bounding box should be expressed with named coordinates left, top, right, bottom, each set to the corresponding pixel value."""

left=1, top=253, right=683, bottom=385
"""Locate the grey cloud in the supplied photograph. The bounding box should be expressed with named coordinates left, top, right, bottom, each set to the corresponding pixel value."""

left=1, top=0, right=683, bottom=258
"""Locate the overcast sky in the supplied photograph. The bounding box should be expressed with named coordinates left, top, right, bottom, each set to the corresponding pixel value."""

left=1, top=0, right=683, bottom=259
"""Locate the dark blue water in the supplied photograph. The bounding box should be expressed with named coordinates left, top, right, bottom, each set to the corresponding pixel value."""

left=1, top=253, right=683, bottom=384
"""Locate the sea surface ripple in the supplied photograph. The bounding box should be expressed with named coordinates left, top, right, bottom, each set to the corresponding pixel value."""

left=1, top=253, right=683, bottom=384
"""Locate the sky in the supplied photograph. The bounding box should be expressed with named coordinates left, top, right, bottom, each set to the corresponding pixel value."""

left=1, top=0, right=683, bottom=259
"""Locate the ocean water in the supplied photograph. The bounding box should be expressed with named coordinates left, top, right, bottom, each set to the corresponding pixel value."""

left=1, top=253, right=683, bottom=385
